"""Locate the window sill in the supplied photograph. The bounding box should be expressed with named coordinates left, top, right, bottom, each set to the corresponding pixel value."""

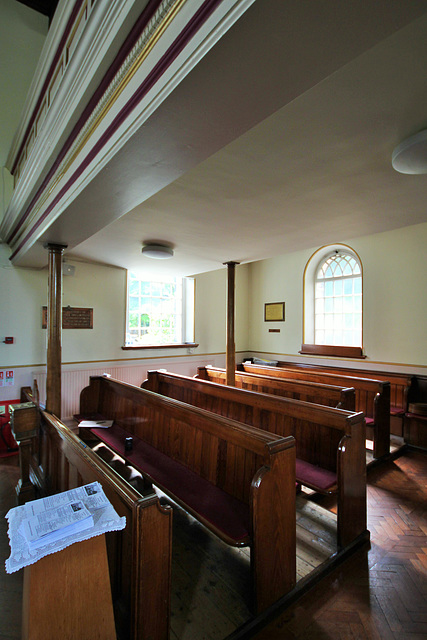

left=299, top=344, right=366, bottom=359
left=122, top=342, right=199, bottom=351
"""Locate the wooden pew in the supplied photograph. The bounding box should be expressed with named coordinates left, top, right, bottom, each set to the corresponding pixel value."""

left=273, top=360, right=414, bottom=437
left=404, top=375, right=427, bottom=450
left=77, top=375, right=297, bottom=614
left=18, top=387, right=172, bottom=640
left=240, top=362, right=391, bottom=459
left=143, top=369, right=367, bottom=550
left=196, top=366, right=356, bottom=410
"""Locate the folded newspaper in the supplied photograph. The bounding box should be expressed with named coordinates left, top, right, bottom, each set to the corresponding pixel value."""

left=21, top=501, right=94, bottom=550
left=5, top=482, right=126, bottom=573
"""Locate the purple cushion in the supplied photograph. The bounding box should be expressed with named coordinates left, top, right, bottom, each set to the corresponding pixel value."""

left=365, top=416, right=375, bottom=425
left=90, top=424, right=250, bottom=545
left=390, top=405, right=404, bottom=416
left=295, top=458, right=337, bottom=493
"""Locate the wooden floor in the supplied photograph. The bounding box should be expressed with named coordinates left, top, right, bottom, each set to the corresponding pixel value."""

left=1, top=447, right=426, bottom=640
left=150, top=484, right=336, bottom=639
left=245, top=447, right=427, bottom=640
left=0, top=457, right=22, bottom=640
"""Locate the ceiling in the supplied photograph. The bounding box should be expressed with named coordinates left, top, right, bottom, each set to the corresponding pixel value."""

left=15, top=0, right=59, bottom=22
left=15, top=0, right=427, bottom=277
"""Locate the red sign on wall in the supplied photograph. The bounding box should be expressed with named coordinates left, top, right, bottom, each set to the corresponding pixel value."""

left=0, top=370, right=14, bottom=387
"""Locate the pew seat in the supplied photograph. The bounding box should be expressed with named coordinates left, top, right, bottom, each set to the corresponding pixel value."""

left=86, top=422, right=250, bottom=544
left=89, top=419, right=337, bottom=516
left=295, top=459, right=337, bottom=493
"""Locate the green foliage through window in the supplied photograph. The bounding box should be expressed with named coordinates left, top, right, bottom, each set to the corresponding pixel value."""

left=126, top=274, right=184, bottom=346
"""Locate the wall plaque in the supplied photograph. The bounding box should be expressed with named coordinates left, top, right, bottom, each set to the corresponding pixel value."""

left=42, top=307, right=93, bottom=329
left=264, top=302, right=285, bottom=322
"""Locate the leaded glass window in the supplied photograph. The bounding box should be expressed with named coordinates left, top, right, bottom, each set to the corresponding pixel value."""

left=314, top=252, right=362, bottom=347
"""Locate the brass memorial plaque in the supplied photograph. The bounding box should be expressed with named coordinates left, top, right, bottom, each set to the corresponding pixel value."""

left=264, top=302, right=285, bottom=322
left=42, top=307, right=93, bottom=329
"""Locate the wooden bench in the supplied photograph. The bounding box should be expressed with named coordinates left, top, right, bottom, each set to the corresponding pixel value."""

left=196, top=365, right=356, bottom=410
left=241, top=362, right=391, bottom=459
left=272, top=360, right=414, bottom=437
left=77, top=375, right=297, bottom=614
left=143, top=369, right=367, bottom=550
left=17, top=387, right=172, bottom=640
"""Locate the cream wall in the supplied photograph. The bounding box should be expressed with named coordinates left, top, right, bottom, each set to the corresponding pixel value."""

left=248, top=222, right=427, bottom=372
left=194, top=263, right=250, bottom=354
left=0, top=245, right=233, bottom=404
left=0, top=246, right=127, bottom=370
left=1, top=223, right=425, bottom=405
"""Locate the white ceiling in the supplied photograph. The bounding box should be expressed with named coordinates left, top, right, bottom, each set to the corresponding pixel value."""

left=25, top=0, right=427, bottom=277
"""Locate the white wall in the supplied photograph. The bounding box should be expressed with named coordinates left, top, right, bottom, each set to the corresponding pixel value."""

left=248, top=222, right=427, bottom=373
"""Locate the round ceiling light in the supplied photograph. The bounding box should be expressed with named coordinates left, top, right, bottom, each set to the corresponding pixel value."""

left=392, top=129, right=427, bottom=174
left=141, top=244, right=174, bottom=259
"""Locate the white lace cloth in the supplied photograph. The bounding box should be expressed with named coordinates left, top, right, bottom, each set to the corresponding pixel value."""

left=5, top=501, right=126, bottom=574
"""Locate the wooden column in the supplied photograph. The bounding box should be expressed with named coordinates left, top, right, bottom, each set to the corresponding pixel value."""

left=45, top=243, right=66, bottom=418
left=224, top=261, right=239, bottom=386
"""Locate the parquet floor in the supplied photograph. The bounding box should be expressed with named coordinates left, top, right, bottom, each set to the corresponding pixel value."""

left=246, top=448, right=427, bottom=640
left=0, top=448, right=426, bottom=640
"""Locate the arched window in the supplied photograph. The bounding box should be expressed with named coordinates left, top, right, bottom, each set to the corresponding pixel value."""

left=314, top=252, right=362, bottom=346
left=303, top=245, right=364, bottom=357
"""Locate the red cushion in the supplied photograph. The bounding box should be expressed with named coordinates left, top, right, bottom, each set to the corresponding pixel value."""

left=90, top=424, right=250, bottom=545
left=295, top=458, right=337, bottom=492
left=390, top=405, right=404, bottom=416
left=365, top=417, right=375, bottom=425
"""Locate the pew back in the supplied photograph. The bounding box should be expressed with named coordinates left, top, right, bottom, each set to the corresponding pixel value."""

left=241, top=362, right=390, bottom=458
left=81, top=375, right=290, bottom=506
left=275, top=361, right=414, bottom=435
left=150, top=369, right=360, bottom=474
left=197, top=365, right=356, bottom=410
left=143, top=369, right=367, bottom=549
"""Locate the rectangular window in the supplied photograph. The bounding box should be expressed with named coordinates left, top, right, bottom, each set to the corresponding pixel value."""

left=125, top=272, right=195, bottom=347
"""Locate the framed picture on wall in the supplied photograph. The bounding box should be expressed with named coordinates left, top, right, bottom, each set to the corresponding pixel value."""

left=264, top=302, right=285, bottom=322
